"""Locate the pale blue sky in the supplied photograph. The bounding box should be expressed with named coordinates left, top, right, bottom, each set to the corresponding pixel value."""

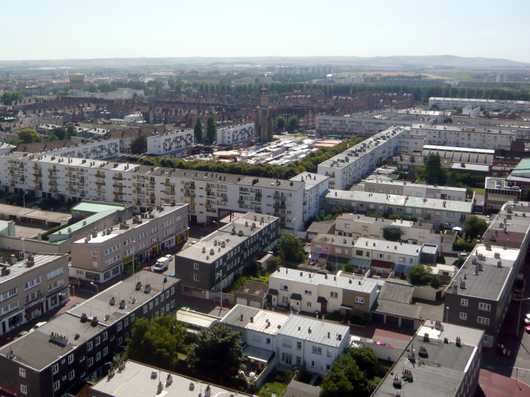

left=1, top=0, right=530, bottom=61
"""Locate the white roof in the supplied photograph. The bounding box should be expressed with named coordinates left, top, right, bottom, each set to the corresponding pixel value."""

left=355, top=237, right=423, bottom=257
left=278, top=315, right=349, bottom=348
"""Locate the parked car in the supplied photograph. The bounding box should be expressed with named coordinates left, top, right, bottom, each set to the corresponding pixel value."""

left=524, top=313, right=530, bottom=325
left=152, top=255, right=172, bottom=273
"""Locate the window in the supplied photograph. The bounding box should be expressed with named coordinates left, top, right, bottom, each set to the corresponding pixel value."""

left=95, top=336, right=101, bottom=346
left=87, top=357, right=94, bottom=367
left=87, top=341, right=93, bottom=352
left=477, top=316, right=490, bottom=326
left=312, top=346, right=322, bottom=355
left=330, top=292, right=338, bottom=299
left=96, top=352, right=101, bottom=362
left=296, top=341, right=302, bottom=350
left=459, top=312, right=468, bottom=321
left=193, top=273, right=199, bottom=282
left=266, top=338, right=271, bottom=345
left=355, top=296, right=365, bottom=305
left=307, top=302, right=312, bottom=308
left=193, top=263, right=200, bottom=270
left=68, top=370, right=75, bottom=381
left=478, top=302, right=491, bottom=312
left=67, top=354, right=74, bottom=365
left=52, top=363, right=59, bottom=375
left=53, top=380, right=60, bottom=392
left=460, top=298, right=469, bottom=307
left=20, top=385, right=28, bottom=395
left=103, top=346, right=109, bottom=356
left=19, top=367, right=26, bottom=378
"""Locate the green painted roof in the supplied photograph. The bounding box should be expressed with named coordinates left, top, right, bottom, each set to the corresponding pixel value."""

left=511, top=158, right=530, bottom=177
left=48, top=202, right=125, bottom=243
left=71, top=202, right=125, bottom=214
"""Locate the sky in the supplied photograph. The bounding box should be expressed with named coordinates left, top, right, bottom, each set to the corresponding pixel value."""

left=1, top=0, right=530, bottom=62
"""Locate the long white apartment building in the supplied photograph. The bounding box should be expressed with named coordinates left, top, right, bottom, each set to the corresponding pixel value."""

left=70, top=205, right=189, bottom=285
left=408, top=123, right=516, bottom=151
left=221, top=304, right=351, bottom=375
left=268, top=267, right=379, bottom=315
left=289, top=172, right=330, bottom=224
left=47, top=139, right=121, bottom=159
left=357, top=178, right=468, bottom=201
left=422, top=145, right=495, bottom=166
left=216, top=123, right=255, bottom=146
left=317, top=126, right=406, bottom=189
left=326, top=189, right=472, bottom=227
left=146, top=129, right=194, bottom=155
left=0, top=153, right=306, bottom=230
left=429, top=96, right=530, bottom=112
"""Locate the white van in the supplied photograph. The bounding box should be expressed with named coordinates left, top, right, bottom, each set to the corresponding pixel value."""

left=152, top=254, right=172, bottom=273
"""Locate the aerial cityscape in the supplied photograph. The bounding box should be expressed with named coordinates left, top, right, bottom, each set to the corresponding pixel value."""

left=1, top=2, right=530, bottom=396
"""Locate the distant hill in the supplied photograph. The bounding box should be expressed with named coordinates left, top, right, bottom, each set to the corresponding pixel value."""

left=0, top=55, right=528, bottom=70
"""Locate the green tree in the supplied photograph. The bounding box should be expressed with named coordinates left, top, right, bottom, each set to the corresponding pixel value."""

left=1, top=92, right=22, bottom=105
left=194, top=119, right=203, bottom=143
left=66, top=125, right=76, bottom=138
left=424, top=154, right=447, bottom=185
left=206, top=116, right=217, bottom=144
left=408, top=265, right=437, bottom=285
left=287, top=116, right=299, bottom=133
left=275, top=116, right=286, bottom=132
left=51, top=127, right=67, bottom=141
left=382, top=226, right=402, bottom=242
left=127, top=316, right=186, bottom=369
left=188, top=324, right=243, bottom=383
left=463, top=215, right=488, bottom=239
left=17, top=128, right=40, bottom=143
left=130, top=136, right=147, bottom=154
left=277, top=233, right=306, bottom=266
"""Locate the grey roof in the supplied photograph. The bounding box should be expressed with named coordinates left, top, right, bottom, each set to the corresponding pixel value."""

left=90, top=360, right=251, bottom=397
left=374, top=299, right=422, bottom=320
left=379, top=280, right=414, bottom=304
left=0, top=255, right=66, bottom=286
left=278, top=315, right=349, bottom=348
left=0, top=313, right=106, bottom=371
left=373, top=328, right=479, bottom=397
left=284, top=379, right=321, bottom=397
left=220, top=305, right=289, bottom=335
left=355, top=238, right=423, bottom=257
left=306, top=220, right=335, bottom=235
left=68, top=271, right=179, bottom=326
left=446, top=244, right=519, bottom=301
left=290, top=172, right=329, bottom=190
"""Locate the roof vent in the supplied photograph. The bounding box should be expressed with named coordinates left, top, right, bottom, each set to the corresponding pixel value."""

left=423, top=333, right=430, bottom=342
left=109, top=296, right=116, bottom=306
left=135, top=281, right=142, bottom=291
left=418, top=346, right=428, bottom=358
left=119, top=299, right=126, bottom=309
left=456, top=336, right=462, bottom=347
left=80, top=313, right=88, bottom=323
left=91, top=316, right=98, bottom=327
left=151, top=371, right=157, bottom=379
left=144, top=284, right=152, bottom=294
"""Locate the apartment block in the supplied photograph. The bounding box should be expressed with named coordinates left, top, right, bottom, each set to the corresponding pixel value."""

left=174, top=212, right=279, bottom=292
left=289, top=172, right=330, bottom=224
left=70, top=205, right=189, bottom=285
left=326, top=190, right=472, bottom=227
left=0, top=254, right=69, bottom=337
left=48, top=139, right=121, bottom=160
left=0, top=153, right=305, bottom=230
left=317, top=126, right=406, bottom=189
left=358, top=179, right=468, bottom=201
left=0, top=271, right=179, bottom=397
left=444, top=244, right=522, bottom=347
left=484, top=177, right=522, bottom=212
left=216, top=123, right=255, bottom=146
left=422, top=145, right=495, bottom=166
left=145, top=129, right=194, bottom=155
left=429, top=96, right=530, bottom=112
left=268, top=267, right=379, bottom=314
left=220, top=304, right=350, bottom=376
left=372, top=320, right=484, bottom=397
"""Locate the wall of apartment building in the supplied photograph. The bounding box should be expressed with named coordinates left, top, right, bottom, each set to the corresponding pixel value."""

left=216, top=124, right=255, bottom=146
left=70, top=207, right=188, bottom=283
left=0, top=255, right=69, bottom=337
left=146, top=130, right=194, bottom=155
left=0, top=279, right=180, bottom=397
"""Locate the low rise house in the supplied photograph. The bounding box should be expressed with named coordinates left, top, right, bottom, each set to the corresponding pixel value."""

left=220, top=304, right=351, bottom=376
left=268, top=267, right=379, bottom=315
left=484, top=177, right=521, bottom=212
left=358, top=179, right=468, bottom=201
left=326, top=190, right=472, bottom=227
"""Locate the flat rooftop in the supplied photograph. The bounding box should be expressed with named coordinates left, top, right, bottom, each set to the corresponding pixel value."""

left=0, top=203, right=71, bottom=225
left=270, top=267, right=379, bottom=294
left=0, top=311, right=106, bottom=371
left=373, top=322, right=480, bottom=397
left=423, top=144, right=495, bottom=155
left=90, top=360, right=251, bottom=397
left=362, top=178, right=467, bottom=193
left=0, top=255, right=65, bottom=286
left=327, top=190, right=473, bottom=213
left=355, top=237, right=423, bottom=257
left=485, top=177, right=522, bottom=192
left=72, top=205, right=186, bottom=245
left=290, top=172, right=330, bottom=190
left=68, top=271, right=179, bottom=326
left=447, top=244, right=519, bottom=301
left=220, top=304, right=289, bottom=336
left=278, top=314, right=350, bottom=348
